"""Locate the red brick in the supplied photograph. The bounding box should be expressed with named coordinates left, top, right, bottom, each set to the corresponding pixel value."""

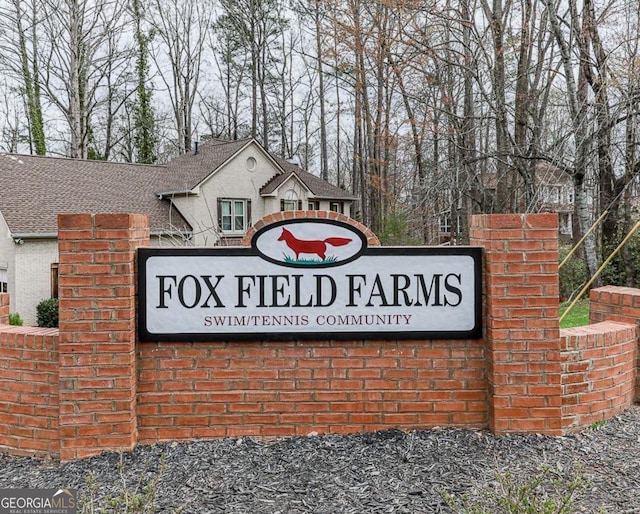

left=58, top=213, right=93, bottom=229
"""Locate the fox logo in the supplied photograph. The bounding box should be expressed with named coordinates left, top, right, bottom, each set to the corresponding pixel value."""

left=278, top=228, right=352, bottom=259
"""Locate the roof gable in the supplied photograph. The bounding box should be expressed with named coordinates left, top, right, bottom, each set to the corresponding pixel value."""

left=261, top=157, right=357, bottom=200
left=158, top=138, right=286, bottom=194
left=260, top=170, right=312, bottom=197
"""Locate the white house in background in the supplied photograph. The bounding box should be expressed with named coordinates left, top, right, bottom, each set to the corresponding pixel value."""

left=0, top=138, right=356, bottom=324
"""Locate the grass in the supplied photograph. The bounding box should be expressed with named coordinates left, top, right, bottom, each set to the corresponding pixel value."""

left=559, top=299, right=590, bottom=328
left=283, top=254, right=338, bottom=265
left=441, top=464, right=594, bottom=514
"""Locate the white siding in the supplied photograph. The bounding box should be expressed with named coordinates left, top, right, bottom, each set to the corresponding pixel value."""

left=171, top=144, right=279, bottom=246
left=13, top=239, right=58, bottom=326
left=0, top=213, right=15, bottom=314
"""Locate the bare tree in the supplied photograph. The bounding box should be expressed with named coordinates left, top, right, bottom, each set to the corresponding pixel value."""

left=543, top=0, right=598, bottom=277
left=216, top=0, right=288, bottom=150
left=150, top=0, right=211, bottom=154
left=37, top=0, right=130, bottom=159
left=0, top=0, right=46, bottom=154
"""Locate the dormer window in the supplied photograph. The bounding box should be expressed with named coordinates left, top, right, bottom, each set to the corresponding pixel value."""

left=281, top=189, right=302, bottom=211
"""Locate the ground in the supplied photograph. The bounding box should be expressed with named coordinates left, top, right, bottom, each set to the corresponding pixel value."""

left=1, top=406, right=639, bottom=513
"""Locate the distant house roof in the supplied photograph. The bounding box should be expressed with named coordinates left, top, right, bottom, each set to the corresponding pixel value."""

left=0, top=138, right=354, bottom=237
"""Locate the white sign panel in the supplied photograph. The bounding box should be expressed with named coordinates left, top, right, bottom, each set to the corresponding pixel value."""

left=138, top=219, right=482, bottom=341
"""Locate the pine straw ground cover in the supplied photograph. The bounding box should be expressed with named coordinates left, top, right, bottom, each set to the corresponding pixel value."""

left=2, top=406, right=640, bottom=513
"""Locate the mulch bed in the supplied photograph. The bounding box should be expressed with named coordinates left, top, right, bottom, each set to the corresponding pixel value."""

left=1, top=406, right=640, bottom=513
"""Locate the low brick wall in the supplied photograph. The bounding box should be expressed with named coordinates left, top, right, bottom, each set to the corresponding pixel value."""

left=561, top=321, right=637, bottom=430
left=589, top=286, right=640, bottom=401
left=0, top=324, right=59, bottom=457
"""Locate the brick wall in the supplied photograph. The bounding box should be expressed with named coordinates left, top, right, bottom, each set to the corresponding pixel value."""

left=0, top=293, right=9, bottom=324
left=589, top=286, right=640, bottom=401
left=138, top=211, right=485, bottom=440
left=589, top=286, right=640, bottom=325
left=137, top=339, right=486, bottom=441
left=0, top=325, right=59, bottom=457
left=561, top=322, right=637, bottom=430
left=0, top=213, right=639, bottom=460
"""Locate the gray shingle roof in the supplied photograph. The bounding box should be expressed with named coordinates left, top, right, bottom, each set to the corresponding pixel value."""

left=160, top=138, right=253, bottom=192
left=0, top=138, right=355, bottom=236
left=265, top=155, right=357, bottom=200
left=162, top=138, right=356, bottom=200
left=0, top=153, right=190, bottom=235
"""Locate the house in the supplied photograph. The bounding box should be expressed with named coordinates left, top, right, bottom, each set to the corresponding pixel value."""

left=0, top=138, right=356, bottom=324
left=433, top=163, right=587, bottom=244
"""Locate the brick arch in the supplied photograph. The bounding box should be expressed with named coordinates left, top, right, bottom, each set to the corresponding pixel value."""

left=242, top=210, right=380, bottom=247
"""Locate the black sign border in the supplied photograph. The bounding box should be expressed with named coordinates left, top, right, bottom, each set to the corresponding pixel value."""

left=138, top=240, right=483, bottom=342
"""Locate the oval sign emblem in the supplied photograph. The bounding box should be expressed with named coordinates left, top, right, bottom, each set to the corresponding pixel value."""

left=252, top=219, right=367, bottom=268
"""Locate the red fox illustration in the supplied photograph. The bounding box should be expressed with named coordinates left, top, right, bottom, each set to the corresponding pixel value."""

left=278, top=228, right=352, bottom=259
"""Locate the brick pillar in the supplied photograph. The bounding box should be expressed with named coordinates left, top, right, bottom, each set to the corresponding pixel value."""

left=58, top=213, right=149, bottom=461
left=0, top=293, right=9, bottom=324
left=470, top=214, right=562, bottom=435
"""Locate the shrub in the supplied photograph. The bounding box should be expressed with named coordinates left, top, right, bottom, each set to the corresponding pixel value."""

left=600, top=232, right=640, bottom=288
left=8, top=313, right=23, bottom=326
left=378, top=211, right=422, bottom=246
left=559, top=246, right=588, bottom=301
left=37, top=298, right=59, bottom=328
left=441, top=464, right=590, bottom=514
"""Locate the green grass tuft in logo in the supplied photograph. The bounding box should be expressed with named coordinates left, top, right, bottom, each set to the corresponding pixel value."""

left=283, top=254, right=338, bottom=265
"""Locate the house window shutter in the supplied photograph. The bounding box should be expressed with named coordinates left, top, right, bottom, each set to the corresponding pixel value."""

left=297, top=200, right=302, bottom=210
left=217, top=198, right=222, bottom=229
left=51, top=263, right=59, bottom=299
left=247, top=199, right=252, bottom=227
left=280, top=199, right=285, bottom=211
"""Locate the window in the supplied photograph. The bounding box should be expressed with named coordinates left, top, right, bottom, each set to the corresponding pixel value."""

left=439, top=213, right=451, bottom=234
left=246, top=156, right=257, bottom=172
left=439, top=212, right=461, bottom=235
left=565, top=187, right=574, bottom=204
left=329, top=202, right=343, bottom=214
left=0, top=268, right=7, bottom=294
left=560, top=213, right=572, bottom=235
left=308, top=201, right=320, bottom=210
left=218, top=199, right=250, bottom=233
left=281, top=189, right=302, bottom=211
left=281, top=199, right=299, bottom=211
